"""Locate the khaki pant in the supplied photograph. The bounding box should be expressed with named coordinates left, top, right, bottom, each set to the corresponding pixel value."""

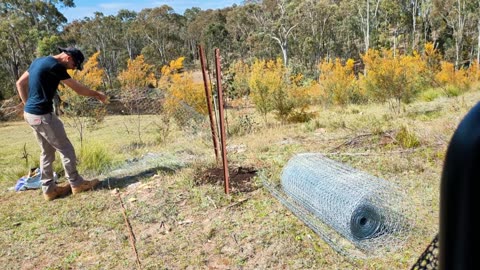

left=24, top=112, right=84, bottom=193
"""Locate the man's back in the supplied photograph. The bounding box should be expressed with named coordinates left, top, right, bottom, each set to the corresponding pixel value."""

left=24, top=56, right=70, bottom=115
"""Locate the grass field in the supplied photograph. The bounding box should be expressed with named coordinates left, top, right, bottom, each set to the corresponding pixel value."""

left=1, top=91, right=477, bottom=269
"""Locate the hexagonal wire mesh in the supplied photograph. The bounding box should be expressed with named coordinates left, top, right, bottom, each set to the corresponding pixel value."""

left=410, top=234, right=439, bottom=270
left=61, top=88, right=210, bottom=182
left=263, top=153, right=413, bottom=258
left=64, top=88, right=207, bottom=143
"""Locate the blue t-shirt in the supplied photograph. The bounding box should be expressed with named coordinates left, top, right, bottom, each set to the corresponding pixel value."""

left=24, top=56, right=71, bottom=115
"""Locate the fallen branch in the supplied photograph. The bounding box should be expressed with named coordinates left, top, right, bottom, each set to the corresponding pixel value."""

left=225, top=198, right=249, bottom=210
left=206, top=195, right=217, bottom=209
left=117, top=192, right=142, bottom=269
left=330, top=132, right=375, bottom=151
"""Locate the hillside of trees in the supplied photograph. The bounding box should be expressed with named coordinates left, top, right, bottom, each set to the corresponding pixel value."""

left=1, top=0, right=480, bottom=112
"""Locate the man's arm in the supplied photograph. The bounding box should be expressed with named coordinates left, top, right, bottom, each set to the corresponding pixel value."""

left=16, top=71, right=29, bottom=104
left=62, top=78, right=108, bottom=104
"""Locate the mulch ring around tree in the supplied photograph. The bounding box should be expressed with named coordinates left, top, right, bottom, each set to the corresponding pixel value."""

left=195, top=166, right=259, bottom=193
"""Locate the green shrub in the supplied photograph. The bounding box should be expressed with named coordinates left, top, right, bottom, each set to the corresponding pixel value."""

left=79, top=142, right=113, bottom=173
left=418, top=88, right=442, bottom=102
left=229, top=114, right=257, bottom=137
left=303, top=119, right=326, bottom=132
left=396, top=125, right=420, bottom=148
left=154, top=115, right=172, bottom=144
left=287, top=110, right=317, bottom=123
left=444, top=85, right=462, bottom=97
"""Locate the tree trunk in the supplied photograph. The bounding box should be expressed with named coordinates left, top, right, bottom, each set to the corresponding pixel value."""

left=281, top=42, right=288, bottom=66
left=454, top=0, right=465, bottom=69
left=366, top=0, right=370, bottom=52
left=412, top=0, right=418, bottom=51
left=477, top=20, right=480, bottom=64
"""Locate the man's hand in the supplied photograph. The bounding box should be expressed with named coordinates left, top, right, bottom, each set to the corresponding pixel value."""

left=62, top=78, right=109, bottom=104
left=96, top=91, right=108, bottom=104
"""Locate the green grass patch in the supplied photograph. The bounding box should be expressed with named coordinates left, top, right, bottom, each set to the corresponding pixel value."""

left=396, top=125, right=420, bottom=148
left=78, top=141, right=113, bottom=174
left=418, top=88, right=443, bottom=102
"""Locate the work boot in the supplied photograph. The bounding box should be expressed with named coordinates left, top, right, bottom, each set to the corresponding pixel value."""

left=72, top=179, right=100, bottom=195
left=43, top=184, right=72, bottom=201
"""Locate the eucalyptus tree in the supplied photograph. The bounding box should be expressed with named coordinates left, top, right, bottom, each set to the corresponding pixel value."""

left=245, top=0, right=300, bottom=66
left=294, top=0, right=337, bottom=70
left=0, top=0, right=73, bottom=98
left=433, top=0, right=468, bottom=68
left=418, top=0, right=434, bottom=46
left=334, top=1, right=364, bottom=59
left=341, top=0, right=385, bottom=52
left=117, top=9, right=142, bottom=61
left=465, top=0, right=480, bottom=65
left=225, top=5, right=259, bottom=60
left=136, top=5, right=185, bottom=66
left=0, top=10, right=33, bottom=96
left=184, top=7, right=201, bottom=62
left=224, top=2, right=279, bottom=63
left=376, top=0, right=409, bottom=54
left=355, top=0, right=382, bottom=53
left=37, top=35, right=65, bottom=56
left=65, top=12, right=126, bottom=89
left=187, top=8, right=229, bottom=60
left=407, top=0, right=436, bottom=50
left=406, top=0, right=423, bottom=51
left=203, top=9, right=233, bottom=58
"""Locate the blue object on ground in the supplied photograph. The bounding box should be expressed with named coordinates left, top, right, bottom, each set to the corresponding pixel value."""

left=14, top=168, right=57, bottom=191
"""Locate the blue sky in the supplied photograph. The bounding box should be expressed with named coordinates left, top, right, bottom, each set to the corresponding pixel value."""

left=61, top=0, right=242, bottom=22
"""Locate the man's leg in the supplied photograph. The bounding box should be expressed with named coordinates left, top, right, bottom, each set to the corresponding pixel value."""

left=33, top=130, right=56, bottom=193
left=24, top=112, right=71, bottom=200
left=44, top=113, right=98, bottom=193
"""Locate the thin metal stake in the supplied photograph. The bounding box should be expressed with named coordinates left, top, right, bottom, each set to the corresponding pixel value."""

left=214, top=48, right=230, bottom=194
left=198, top=45, right=220, bottom=164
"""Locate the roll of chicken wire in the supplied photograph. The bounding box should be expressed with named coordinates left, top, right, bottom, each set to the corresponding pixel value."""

left=268, top=153, right=412, bottom=257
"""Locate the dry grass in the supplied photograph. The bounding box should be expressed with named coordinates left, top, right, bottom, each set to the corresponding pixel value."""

left=1, top=91, right=479, bottom=269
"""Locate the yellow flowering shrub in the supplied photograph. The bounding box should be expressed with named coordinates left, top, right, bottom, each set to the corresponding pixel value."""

left=361, top=49, right=427, bottom=112
left=435, top=61, right=470, bottom=92
left=423, top=42, right=442, bottom=72
left=248, top=58, right=291, bottom=122
left=118, top=54, right=156, bottom=90
left=467, top=62, right=480, bottom=83
left=318, top=58, right=360, bottom=106
left=160, top=57, right=206, bottom=116
left=228, top=60, right=250, bottom=99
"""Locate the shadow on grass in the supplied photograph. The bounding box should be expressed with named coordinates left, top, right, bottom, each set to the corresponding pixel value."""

left=98, top=166, right=178, bottom=190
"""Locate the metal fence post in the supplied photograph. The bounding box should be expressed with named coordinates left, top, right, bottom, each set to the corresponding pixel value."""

left=198, top=45, right=220, bottom=164
left=214, top=48, right=230, bottom=194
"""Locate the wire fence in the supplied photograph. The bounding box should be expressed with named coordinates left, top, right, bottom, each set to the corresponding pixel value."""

left=410, top=234, right=439, bottom=270
left=61, top=87, right=207, bottom=143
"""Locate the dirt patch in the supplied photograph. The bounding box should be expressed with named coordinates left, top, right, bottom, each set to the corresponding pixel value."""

left=195, top=166, right=259, bottom=193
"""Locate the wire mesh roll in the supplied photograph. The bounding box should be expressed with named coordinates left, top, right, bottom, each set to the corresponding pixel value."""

left=280, top=153, right=411, bottom=254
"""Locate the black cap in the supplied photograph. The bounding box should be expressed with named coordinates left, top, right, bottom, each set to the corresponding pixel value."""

left=58, top=47, right=85, bottom=70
